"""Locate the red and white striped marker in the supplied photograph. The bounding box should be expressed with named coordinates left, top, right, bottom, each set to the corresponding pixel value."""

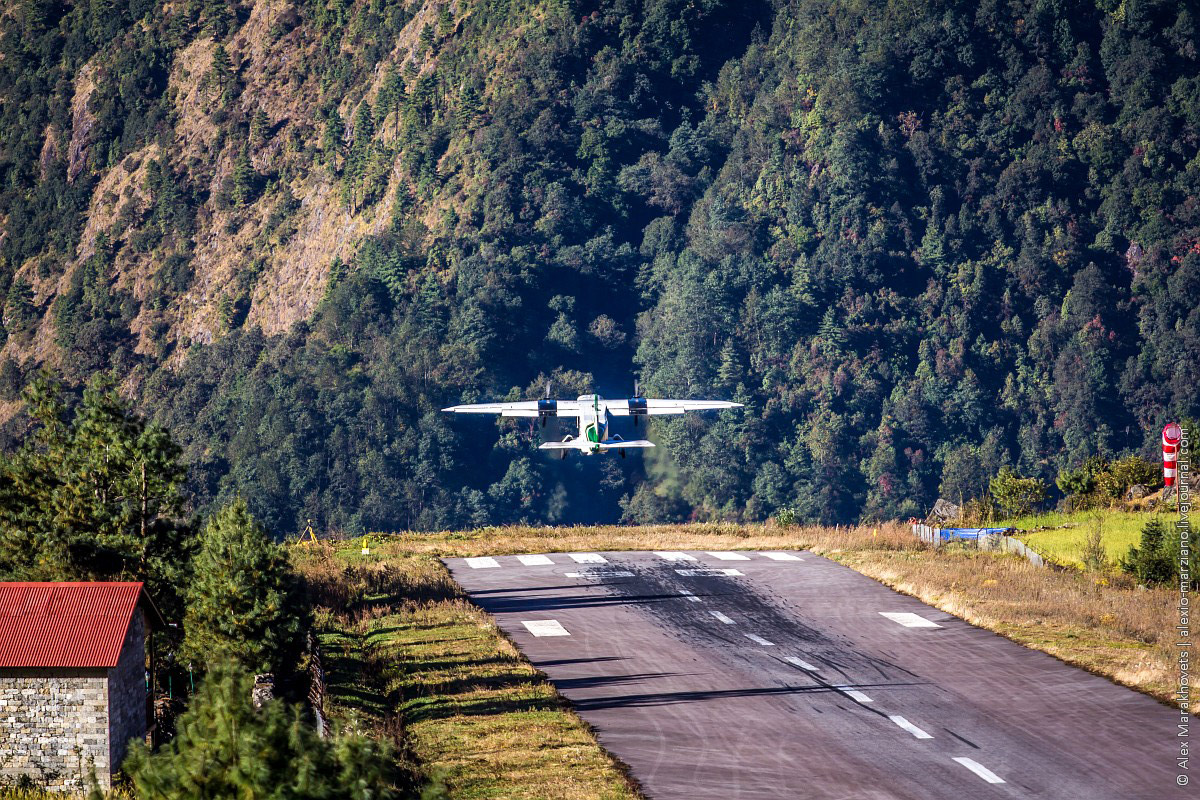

left=1163, top=422, right=1182, bottom=488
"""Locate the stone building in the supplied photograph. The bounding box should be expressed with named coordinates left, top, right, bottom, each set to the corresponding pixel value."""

left=0, top=582, right=162, bottom=791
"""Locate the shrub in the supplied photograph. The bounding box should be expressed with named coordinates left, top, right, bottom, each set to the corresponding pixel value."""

left=989, top=468, right=1047, bottom=518
left=124, top=665, right=437, bottom=800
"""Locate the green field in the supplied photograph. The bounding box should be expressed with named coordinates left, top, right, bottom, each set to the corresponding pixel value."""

left=1006, top=510, right=1163, bottom=569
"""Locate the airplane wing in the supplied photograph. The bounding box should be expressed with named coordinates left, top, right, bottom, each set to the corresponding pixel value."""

left=442, top=400, right=584, bottom=418
left=599, top=440, right=655, bottom=449
left=537, top=440, right=656, bottom=450
left=606, top=399, right=743, bottom=416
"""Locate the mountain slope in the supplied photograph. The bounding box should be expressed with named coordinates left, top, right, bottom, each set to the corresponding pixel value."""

left=0, top=0, right=1196, bottom=531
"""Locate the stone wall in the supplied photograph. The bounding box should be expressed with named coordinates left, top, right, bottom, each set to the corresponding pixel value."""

left=107, top=608, right=148, bottom=777
left=0, top=608, right=148, bottom=791
left=0, top=667, right=108, bottom=790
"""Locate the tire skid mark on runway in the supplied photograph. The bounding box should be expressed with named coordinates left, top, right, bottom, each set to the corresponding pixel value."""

left=600, top=559, right=937, bottom=728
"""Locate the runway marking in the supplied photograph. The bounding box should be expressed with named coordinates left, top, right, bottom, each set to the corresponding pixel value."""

left=761, top=552, right=803, bottom=561
left=889, top=715, right=932, bottom=739
left=466, top=557, right=500, bottom=569
left=833, top=686, right=873, bottom=703
left=709, top=611, right=736, bottom=624
left=521, top=620, right=571, bottom=637
left=516, top=554, right=554, bottom=566
left=654, top=551, right=698, bottom=561
left=679, top=590, right=703, bottom=602
left=879, top=612, right=943, bottom=628
left=568, top=552, right=608, bottom=563
left=565, top=570, right=634, bottom=578
left=676, top=568, right=744, bottom=577
left=745, top=634, right=775, bottom=646
left=952, top=757, right=1005, bottom=784
left=784, top=656, right=819, bottom=671
left=706, top=551, right=751, bottom=560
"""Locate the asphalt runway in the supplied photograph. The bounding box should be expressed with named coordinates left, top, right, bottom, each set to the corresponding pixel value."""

left=443, top=551, right=1182, bottom=799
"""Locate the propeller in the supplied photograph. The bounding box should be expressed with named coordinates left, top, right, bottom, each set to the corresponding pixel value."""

left=541, top=380, right=551, bottom=427
left=632, top=379, right=644, bottom=428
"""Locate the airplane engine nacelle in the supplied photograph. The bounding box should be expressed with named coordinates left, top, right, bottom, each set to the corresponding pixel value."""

left=537, top=398, right=557, bottom=427
left=628, top=396, right=648, bottom=427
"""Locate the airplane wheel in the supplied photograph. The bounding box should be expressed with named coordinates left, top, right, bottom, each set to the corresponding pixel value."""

left=560, top=450, right=566, bottom=460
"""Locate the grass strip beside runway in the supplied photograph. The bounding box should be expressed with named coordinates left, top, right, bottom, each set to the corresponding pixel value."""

left=294, top=549, right=641, bottom=800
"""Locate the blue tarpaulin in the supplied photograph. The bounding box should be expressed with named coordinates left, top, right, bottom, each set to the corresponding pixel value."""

left=937, top=527, right=1012, bottom=540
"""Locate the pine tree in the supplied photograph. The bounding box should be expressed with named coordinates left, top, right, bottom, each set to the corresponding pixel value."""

left=1120, top=517, right=1176, bottom=586
left=377, top=65, right=405, bottom=132
left=181, top=499, right=308, bottom=675
left=231, top=146, right=257, bottom=207
left=342, top=101, right=374, bottom=210
left=0, top=373, right=192, bottom=619
left=250, top=108, right=271, bottom=147
left=208, top=44, right=235, bottom=104
left=322, top=108, right=344, bottom=166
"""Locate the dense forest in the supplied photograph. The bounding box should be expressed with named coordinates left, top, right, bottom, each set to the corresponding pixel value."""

left=0, top=0, right=1197, bottom=532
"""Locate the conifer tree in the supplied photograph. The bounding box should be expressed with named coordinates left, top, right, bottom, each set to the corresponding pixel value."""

left=0, top=373, right=192, bottom=619
left=181, top=499, right=308, bottom=675
left=1120, top=517, right=1176, bottom=587
left=250, top=108, right=271, bottom=147
left=231, top=147, right=258, bottom=207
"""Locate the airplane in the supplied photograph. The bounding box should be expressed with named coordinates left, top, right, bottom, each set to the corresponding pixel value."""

left=442, top=383, right=743, bottom=458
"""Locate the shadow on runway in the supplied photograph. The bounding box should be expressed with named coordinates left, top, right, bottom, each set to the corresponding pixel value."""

left=477, top=592, right=689, bottom=614
left=570, top=680, right=930, bottom=711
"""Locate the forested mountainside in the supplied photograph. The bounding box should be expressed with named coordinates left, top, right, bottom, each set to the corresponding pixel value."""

left=0, top=0, right=1197, bottom=532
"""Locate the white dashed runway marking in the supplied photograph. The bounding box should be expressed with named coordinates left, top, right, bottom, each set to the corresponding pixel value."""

left=521, top=619, right=571, bottom=637
left=679, top=590, right=702, bottom=602
left=952, top=757, right=1005, bottom=784
left=879, top=612, right=943, bottom=628
left=761, top=552, right=803, bottom=561
left=516, top=554, right=554, bottom=566
left=466, top=557, right=500, bottom=569
left=709, top=611, right=735, bottom=624
left=834, top=686, right=873, bottom=704
left=565, top=570, right=634, bottom=578
left=568, top=553, right=608, bottom=563
left=654, top=551, right=698, bottom=561
left=888, top=716, right=932, bottom=739
left=677, top=568, right=743, bottom=577
left=784, top=656, right=819, bottom=671
left=745, top=634, right=775, bottom=646
left=706, top=551, right=751, bottom=560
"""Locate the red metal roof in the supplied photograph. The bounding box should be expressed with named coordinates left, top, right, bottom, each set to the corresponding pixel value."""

left=0, top=582, right=159, bottom=668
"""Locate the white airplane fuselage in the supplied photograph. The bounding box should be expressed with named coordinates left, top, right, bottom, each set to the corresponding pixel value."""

left=569, top=394, right=612, bottom=454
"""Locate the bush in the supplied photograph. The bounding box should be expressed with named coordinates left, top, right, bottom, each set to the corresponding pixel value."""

left=124, top=665, right=437, bottom=800
left=989, top=468, right=1047, bottom=518
left=1101, top=455, right=1162, bottom=499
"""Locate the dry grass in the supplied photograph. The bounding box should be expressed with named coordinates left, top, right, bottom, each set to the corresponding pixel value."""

left=293, top=547, right=640, bottom=799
